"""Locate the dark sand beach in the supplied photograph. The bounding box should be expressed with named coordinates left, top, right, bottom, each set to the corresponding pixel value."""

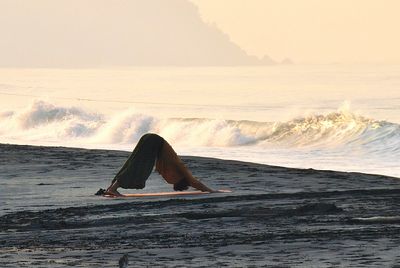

left=1, top=143, right=400, bottom=267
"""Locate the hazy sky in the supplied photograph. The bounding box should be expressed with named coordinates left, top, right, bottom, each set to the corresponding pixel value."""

left=191, top=0, right=400, bottom=63
left=1, top=0, right=399, bottom=66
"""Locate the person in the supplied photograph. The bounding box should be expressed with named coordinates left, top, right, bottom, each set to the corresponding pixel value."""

left=103, top=133, right=214, bottom=196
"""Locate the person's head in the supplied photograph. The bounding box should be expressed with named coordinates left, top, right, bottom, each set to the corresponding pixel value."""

left=173, top=178, right=190, bottom=191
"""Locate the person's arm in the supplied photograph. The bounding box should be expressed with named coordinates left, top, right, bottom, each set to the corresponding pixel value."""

left=170, top=149, right=214, bottom=192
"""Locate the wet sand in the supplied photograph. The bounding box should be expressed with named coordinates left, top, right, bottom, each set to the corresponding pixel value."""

left=1, top=144, right=400, bottom=267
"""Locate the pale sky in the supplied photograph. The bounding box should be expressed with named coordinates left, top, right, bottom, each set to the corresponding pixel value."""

left=191, top=0, right=400, bottom=63
left=1, top=0, right=399, bottom=66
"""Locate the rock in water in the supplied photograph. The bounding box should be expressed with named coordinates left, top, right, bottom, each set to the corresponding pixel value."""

left=119, top=254, right=128, bottom=268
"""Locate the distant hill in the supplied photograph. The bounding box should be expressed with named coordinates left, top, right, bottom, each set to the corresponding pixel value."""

left=0, top=0, right=275, bottom=67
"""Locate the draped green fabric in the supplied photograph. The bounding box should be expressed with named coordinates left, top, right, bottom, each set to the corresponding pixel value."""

left=113, top=133, right=164, bottom=189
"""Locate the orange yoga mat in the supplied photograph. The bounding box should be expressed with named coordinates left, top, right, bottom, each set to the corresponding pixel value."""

left=103, top=189, right=231, bottom=198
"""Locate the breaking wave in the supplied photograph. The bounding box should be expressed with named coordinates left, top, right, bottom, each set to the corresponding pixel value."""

left=1, top=100, right=400, bottom=155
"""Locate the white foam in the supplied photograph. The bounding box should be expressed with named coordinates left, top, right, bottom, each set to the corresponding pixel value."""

left=1, top=99, right=399, bottom=150
left=1, top=99, right=399, bottom=177
left=353, top=216, right=400, bottom=223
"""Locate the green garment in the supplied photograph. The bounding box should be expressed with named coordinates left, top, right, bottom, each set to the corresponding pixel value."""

left=113, top=133, right=164, bottom=189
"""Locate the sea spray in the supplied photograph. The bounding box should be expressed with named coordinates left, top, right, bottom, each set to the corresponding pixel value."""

left=92, top=108, right=155, bottom=143
left=1, top=99, right=399, bottom=152
left=0, top=100, right=102, bottom=142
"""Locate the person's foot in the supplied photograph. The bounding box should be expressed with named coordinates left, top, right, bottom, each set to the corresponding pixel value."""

left=104, top=188, right=123, bottom=197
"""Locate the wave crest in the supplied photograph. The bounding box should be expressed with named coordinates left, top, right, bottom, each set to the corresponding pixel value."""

left=264, top=111, right=377, bottom=147
left=0, top=100, right=102, bottom=140
left=0, top=100, right=399, bottom=154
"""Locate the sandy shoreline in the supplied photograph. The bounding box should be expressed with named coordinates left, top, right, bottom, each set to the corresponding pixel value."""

left=1, top=143, right=400, bottom=267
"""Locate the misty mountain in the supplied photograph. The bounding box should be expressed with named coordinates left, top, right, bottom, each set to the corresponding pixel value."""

left=0, top=0, right=275, bottom=67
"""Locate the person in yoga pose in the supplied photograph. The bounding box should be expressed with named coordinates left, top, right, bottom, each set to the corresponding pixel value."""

left=104, top=133, right=214, bottom=196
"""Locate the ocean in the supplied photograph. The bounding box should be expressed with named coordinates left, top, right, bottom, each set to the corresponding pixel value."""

left=0, top=64, right=399, bottom=177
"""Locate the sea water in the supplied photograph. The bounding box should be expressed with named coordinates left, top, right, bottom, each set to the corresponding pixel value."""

left=0, top=65, right=399, bottom=177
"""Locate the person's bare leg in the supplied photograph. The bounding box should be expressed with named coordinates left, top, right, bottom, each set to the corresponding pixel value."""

left=105, top=180, right=123, bottom=196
